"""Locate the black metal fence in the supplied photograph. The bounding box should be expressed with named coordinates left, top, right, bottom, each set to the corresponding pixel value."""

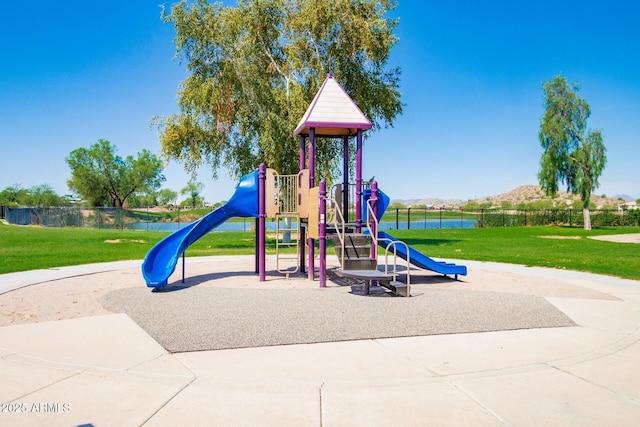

left=1, top=206, right=208, bottom=231
left=381, top=207, right=640, bottom=229
left=2, top=205, right=640, bottom=230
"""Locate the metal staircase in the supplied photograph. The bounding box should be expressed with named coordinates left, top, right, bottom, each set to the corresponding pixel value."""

left=327, top=188, right=411, bottom=297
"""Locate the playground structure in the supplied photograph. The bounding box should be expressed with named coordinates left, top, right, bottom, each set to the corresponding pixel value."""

left=142, top=74, right=467, bottom=295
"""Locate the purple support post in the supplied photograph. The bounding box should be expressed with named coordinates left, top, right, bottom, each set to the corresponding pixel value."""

left=370, top=180, right=378, bottom=260
left=319, top=179, right=327, bottom=287
left=181, top=251, right=185, bottom=283
left=299, top=135, right=306, bottom=274
left=299, top=135, right=306, bottom=171
left=355, top=129, right=363, bottom=232
left=254, top=218, right=259, bottom=273
left=309, top=129, right=316, bottom=187
left=308, top=128, right=316, bottom=281
left=343, top=136, right=349, bottom=221
left=258, top=163, right=266, bottom=281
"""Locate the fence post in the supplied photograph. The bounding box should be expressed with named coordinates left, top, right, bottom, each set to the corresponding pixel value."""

left=395, top=208, right=399, bottom=230
left=423, top=207, right=426, bottom=229
left=407, top=206, right=411, bottom=229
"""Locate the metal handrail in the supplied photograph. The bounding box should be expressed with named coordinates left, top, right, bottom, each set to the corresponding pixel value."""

left=364, top=197, right=410, bottom=286
left=328, top=184, right=346, bottom=266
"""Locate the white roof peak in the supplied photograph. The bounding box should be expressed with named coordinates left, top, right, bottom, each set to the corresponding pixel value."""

left=293, top=74, right=372, bottom=137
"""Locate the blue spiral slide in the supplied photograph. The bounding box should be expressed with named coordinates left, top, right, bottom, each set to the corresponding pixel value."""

left=142, top=170, right=260, bottom=288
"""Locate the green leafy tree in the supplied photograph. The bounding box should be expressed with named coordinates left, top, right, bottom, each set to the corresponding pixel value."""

left=153, top=0, right=402, bottom=182
left=538, top=75, right=606, bottom=230
left=180, top=181, right=205, bottom=207
left=0, top=184, right=28, bottom=206
left=157, top=188, right=179, bottom=206
left=500, top=200, right=513, bottom=210
left=66, top=139, right=165, bottom=207
left=388, top=201, right=406, bottom=209
left=24, top=184, right=64, bottom=207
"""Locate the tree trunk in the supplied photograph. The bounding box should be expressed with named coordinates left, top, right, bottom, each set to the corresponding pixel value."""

left=583, top=206, right=592, bottom=230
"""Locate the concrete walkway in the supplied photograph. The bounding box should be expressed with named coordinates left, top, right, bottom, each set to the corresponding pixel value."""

left=1, top=257, right=639, bottom=426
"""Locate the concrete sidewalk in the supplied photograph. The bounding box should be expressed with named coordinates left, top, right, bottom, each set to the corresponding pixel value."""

left=1, top=258, right=639, bottom=426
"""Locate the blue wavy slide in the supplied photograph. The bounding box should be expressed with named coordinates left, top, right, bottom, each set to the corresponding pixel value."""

left=363, top=187, right=467, bottom=279
left=142, top=170, right=259, bottom=288
left=376, top=230, right=468, bottom=279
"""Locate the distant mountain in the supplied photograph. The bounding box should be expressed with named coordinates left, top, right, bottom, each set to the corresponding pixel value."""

left=389, top=197, right=464, bottom=209
left=393, top=185, right=628, bottom=209
left=477, top=185, right=626, bottom=208
left=615, top=194, right=635, bottom=202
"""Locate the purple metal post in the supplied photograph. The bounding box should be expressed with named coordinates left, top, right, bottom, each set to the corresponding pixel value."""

left=309, top=128, right=316, bottom=187
left=319, top=179, right=327, bottom=287
left=343, top=136, right=349, bottom=221
left=299, top=135, right=306, bottom=274
left=258, top=163, right=266, bottom=281
left=371, top=180, right=378, bottom=260
left=308, top=128, right=316, bottom=280
left=299, top=135, right=306, bottom=171
left=254, top=218, right=259, bottom=273
left=355, top=129, right=363, bottom=232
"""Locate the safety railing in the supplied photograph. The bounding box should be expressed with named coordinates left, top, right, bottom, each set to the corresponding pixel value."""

left=365, top=196, right=411, bottom=287
left=327, top=188, right=347, bottom=267
left=271, top=173, right=299, bottom=214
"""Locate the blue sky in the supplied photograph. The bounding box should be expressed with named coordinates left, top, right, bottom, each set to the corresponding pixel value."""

left=1, top=1, right=639, bottom=204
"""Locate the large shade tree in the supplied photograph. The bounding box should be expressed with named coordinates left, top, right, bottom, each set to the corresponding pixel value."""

left=153, top=0, right=402, bottom=182
left=538, top=75, right=607, bottom=230
left=66, top=139, right=166, bottom=207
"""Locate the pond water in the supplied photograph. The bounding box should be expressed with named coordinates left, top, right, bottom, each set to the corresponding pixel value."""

left=128, top=218, right=476, bottom=232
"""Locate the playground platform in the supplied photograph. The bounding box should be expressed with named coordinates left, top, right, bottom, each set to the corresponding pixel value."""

left=1, top=255, right=640, bottom=426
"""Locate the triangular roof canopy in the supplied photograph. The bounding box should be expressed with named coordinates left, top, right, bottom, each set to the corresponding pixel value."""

left=293, top=74, right=372, bottom=137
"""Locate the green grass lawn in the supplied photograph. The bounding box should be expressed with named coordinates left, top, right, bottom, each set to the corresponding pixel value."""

left=1, top=222, right=639, bottom=280
left=388, top=226, right=640, bottom=280
left=0, top=223, right=257, bottom=274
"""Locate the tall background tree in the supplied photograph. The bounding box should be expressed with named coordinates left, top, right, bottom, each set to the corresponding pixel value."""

left=153, top=0, right=402, bottom=183
left=66, top=139, right=166, bottom=207
left=157, top=188, right=179, bottom=206
left=538, top=74, right=607, bottom=230
left=0, top=184, right=66, bottom=207
left=180, top=181, right=205, bottom=207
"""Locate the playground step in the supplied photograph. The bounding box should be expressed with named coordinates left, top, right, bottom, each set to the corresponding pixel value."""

left=328, top=234, right=376, bottom=270
left=334, top=270, right=409, bottom=297
left=380, top=280, right=410, bottom=297
left=333, top=244, right=370, bottom=259
left=326, top=222, right=359, bottom=234
left=334, top=269, right=393, bottom=281
left=342, top=257, right=378, bottom=270
left=328, top=234, right=371, bottom=253
left=328, top=233, right=371, bottom=246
